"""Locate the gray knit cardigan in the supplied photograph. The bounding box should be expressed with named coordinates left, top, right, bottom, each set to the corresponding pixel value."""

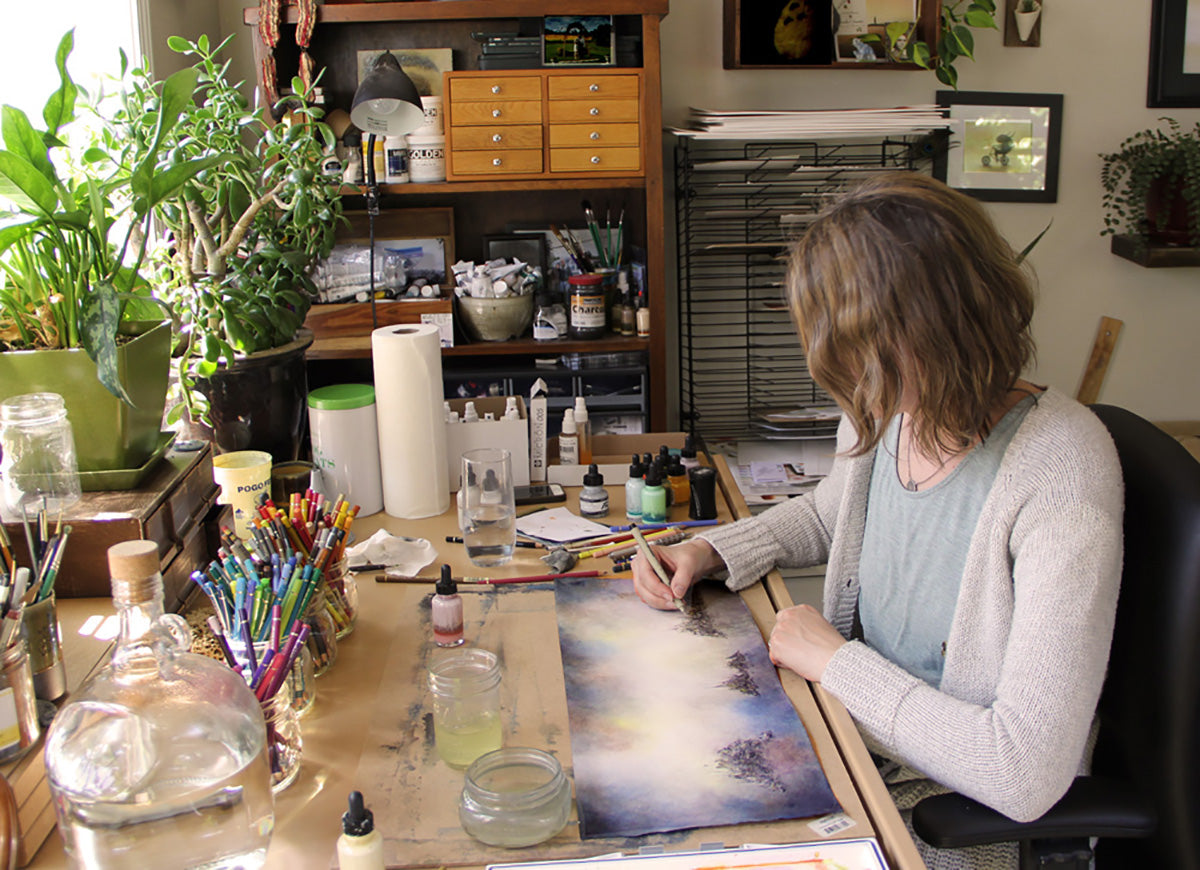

left=700, top=387, right=1123, bottom=823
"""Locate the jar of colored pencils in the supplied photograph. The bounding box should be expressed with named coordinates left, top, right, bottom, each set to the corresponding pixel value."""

left=225, top=637, right=316, bottom=716
left=301, top=588, right=338, bottom=676
left=322, top=557, right=357, bottom=640
left=262, top=690, right=302, bottom=793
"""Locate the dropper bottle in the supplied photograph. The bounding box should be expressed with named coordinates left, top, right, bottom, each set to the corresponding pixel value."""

left=573, top=396, right=592, bottom=464
left=432, top=564, right=464, bottom=647
left=337, top=790, right=385, bottom=870
left=625, top=454, right=645, bottom=522
left=559, top=408, right=579, bottom=466
left=641, top=462, right=668, bottom=524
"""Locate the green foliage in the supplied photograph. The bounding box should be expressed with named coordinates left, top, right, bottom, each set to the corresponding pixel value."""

left=103, top=35, right=344, bottom=424
left=865, top=0, right=998, bottom=88
left=0, top=30, right=209, bottom=401
left=1099, top=118, right=1200, bottom=253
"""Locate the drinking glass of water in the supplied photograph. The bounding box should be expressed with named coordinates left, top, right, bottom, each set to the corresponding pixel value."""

left=461, top=448, right=516, bottom=567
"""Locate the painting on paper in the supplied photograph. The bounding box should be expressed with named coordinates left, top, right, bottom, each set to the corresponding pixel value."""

left=555, top=578, right=840, bottom=839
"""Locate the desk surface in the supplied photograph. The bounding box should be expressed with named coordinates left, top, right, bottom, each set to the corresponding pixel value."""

left=28, top=456, right=923, bottom=870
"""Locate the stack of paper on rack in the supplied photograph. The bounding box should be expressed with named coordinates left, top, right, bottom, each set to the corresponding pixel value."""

left=672, top=105, right=950, bottom=141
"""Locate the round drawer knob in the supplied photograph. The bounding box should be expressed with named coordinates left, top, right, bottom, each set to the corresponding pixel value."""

left=491, top=85, right=501, bottom=94
left=492, top=109, right=502, bottom=118
left=589, top=83, right=599, bottom=92
left=589, top=107, right=600, bottom=116
left=590, top=156, right=601, bottom=165
left=492, top=133, right=503, bottom=142
left=493, top=158, right=502, bottom=166
left=589, top=131, right=600, bottom=141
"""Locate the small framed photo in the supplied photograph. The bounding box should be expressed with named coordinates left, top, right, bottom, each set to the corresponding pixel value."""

left=933, top=91, right=1063, bottom=203
left=485, top=234, right=547, bottom=278
left=1148, top=0, right=1200, bottom=107
left=542, top=16, right=615, bottom=66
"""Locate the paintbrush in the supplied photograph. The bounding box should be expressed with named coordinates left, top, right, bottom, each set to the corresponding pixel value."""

left=630, top=528, right=686, bottom=612
left=581, top=199, right=605, bottom=266
left=549, top=224, right=588, bottom=272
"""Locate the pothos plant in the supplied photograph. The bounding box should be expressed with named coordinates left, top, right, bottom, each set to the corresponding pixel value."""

left=865, top=0, right=998, bottom=88
left=1100, top=117, right=1200, bottom=253
left=102, top=34, right=343, bottom=425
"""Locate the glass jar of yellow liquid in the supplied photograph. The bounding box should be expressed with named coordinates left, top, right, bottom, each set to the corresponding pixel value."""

left=428, top=648, right=502, bottom=768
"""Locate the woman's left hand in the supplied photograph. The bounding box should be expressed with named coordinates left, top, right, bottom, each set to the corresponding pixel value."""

left=768, top=604, right=846, bottom=683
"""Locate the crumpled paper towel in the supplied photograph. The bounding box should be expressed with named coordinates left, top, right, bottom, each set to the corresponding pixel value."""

left=345, top=528, right=437, bottom=576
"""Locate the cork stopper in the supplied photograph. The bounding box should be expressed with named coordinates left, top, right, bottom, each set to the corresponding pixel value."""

left=107, top=540, right=162, bottom=606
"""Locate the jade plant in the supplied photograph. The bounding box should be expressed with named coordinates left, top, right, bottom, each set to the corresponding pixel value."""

left=0, top=30, right=217, bottom=400
left=102, top=34, right=343, bottom=424
left=1100, top=117, right=1200, bottom=252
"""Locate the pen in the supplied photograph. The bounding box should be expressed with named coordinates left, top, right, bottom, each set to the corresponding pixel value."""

left=609, top=519, right=721, bottom=532
left=444, top=536, right=541, bottom=549
left=377, top=570, right=601, bottom=584
left=630, top=528, right=686, bottom=612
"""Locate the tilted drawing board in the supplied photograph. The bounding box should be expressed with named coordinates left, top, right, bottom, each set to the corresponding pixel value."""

left=346, top=579, right=875, bottom=868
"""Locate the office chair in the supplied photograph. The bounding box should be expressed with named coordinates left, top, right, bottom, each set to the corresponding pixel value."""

left=911, top=404, right=1200, bottom=869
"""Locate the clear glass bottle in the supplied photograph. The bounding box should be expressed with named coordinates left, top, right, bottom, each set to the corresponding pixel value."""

left=44, top=540, right=274, bottom=869
left=0, top=392, right=81, bottom=516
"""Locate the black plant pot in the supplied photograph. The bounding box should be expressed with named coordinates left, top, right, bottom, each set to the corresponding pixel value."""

left=197, top=330, right=313, bottom=463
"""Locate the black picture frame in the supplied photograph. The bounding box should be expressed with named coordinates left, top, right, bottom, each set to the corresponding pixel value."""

left=933, top=91, right=1063, bottom=203
left=485, top=234, right=548, bottom=279
left=542, top=16, right=615, bottom=67
left=1148, top=0, right=1200, bottom=107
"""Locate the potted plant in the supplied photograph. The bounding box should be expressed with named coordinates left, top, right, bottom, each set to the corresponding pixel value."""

left=867, top=0, right=998, bottom=87
left=0, top=31, right=220, bottom=476
left=1013, top=0, right=1042, bottom=43
left=108, top=35, right=344, bottom=460
left=1100, top=117, right=1200, bottom=254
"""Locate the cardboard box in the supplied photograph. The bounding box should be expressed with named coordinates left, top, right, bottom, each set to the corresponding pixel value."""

left=445, top=397, right=530, bottom=490
left=547, top=433, right=686, bottom=486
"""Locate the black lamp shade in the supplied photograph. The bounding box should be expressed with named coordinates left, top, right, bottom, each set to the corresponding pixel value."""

left=350, top=52, right=426, bottom=135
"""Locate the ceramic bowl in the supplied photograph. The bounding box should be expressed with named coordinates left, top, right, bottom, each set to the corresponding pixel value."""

left=457, top=295, right=535, bottom=342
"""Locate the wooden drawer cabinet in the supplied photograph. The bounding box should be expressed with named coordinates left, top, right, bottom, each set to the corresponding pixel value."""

left=446, top=70, right=643, bottom=180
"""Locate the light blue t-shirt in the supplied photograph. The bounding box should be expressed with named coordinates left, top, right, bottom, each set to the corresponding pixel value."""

left=858, top=397, right=1034, bottom=686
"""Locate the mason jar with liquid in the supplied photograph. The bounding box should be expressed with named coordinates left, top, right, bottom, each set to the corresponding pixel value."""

left=428, top=647, right=502, bottom=769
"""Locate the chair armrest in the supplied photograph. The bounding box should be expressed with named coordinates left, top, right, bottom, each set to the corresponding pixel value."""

left=911, top=777, right=1157, bottom=849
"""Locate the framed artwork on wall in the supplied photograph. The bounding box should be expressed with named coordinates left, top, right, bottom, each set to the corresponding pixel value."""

left=542, top=16, right=615, bottom=66
left=1149, top=0, right=1200, bottom=106
left=933, top=91, right=1063, bottom=203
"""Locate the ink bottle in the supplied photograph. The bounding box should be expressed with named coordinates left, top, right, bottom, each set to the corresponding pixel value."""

left=338, top=791, right=385, bottom=870
left=641, top=463, right=668, bottom=523
left=44, top=541, right=274, bottom=868
left=459, top=747, right=571, bottom=847
left=573, top=396, right=592, bottom=465
left=666, top=455, right=690, bottom=508
left=432, top=564, right=465, bottom=647
left=579, top=464, right=608, bottom=519
left=558, top=408, right=579, bottom=466
left=568, top=274, right=606, bottom=339
left=428, top=647, right=503, bottom=769
left=679, top=434, right=700, bottom=471
left=625, top=454, right=645, bottom=522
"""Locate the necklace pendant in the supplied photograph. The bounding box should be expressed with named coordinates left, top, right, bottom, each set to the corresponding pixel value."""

left=905, top=477, right=919, bottom=492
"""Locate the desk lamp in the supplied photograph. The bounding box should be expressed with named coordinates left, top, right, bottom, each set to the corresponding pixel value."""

left=350, top=52, right=426, bottom=327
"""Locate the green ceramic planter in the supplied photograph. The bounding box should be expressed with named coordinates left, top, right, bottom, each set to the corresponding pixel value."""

left=0, top=322, right=171, bottom=474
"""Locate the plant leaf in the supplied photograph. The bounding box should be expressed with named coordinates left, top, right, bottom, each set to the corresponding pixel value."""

left=0, top=150, right=59, bottom=216
left=80, top=280, right=133, bottom=403
left=42, top=31, right=77, bottom=136
left=1, top=107, right=56, bottom=187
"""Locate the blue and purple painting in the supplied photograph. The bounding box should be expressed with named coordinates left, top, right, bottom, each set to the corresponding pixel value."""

left=555, top=578, right=841, bottom=839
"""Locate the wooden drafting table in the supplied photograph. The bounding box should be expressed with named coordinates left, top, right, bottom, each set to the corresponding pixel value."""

left=26, top=452, right=923, bottom=869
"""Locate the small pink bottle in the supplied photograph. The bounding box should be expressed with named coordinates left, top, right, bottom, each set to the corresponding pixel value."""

left=432, top=564, right=464, bottom=647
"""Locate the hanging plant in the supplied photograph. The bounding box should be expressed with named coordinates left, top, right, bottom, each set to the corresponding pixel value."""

left=865, top=0, right=998, bottom=88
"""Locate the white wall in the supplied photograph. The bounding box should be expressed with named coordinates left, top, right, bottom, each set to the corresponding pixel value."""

left=186, top=0, right=1200, bottom=421
left=661, top=0, right=1200, bottom=420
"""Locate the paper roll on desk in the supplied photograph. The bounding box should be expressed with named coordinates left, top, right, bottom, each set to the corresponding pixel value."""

left=371, top=324, right=450, bottom=518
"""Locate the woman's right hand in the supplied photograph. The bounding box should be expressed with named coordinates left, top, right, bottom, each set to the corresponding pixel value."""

left=631, top=538, right=725, bottom=610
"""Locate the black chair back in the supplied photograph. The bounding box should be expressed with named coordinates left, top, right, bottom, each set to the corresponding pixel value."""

left=1090, top=405, right=1200, bottom=868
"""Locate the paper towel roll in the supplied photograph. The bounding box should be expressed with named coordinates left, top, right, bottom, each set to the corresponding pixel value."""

left=371, top=324, right=450, bottom=518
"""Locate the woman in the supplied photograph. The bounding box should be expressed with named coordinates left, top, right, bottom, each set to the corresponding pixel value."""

left=632, top=172, right=1123, bottom=869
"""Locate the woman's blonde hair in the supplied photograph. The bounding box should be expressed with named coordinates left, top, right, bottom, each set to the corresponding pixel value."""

left=787, top=171, right=1035, bottom=457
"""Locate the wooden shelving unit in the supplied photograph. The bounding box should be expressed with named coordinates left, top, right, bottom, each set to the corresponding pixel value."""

left=1111, top=234, right=1200, bottom=267
left=244, top=1, right=670, bottom=429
